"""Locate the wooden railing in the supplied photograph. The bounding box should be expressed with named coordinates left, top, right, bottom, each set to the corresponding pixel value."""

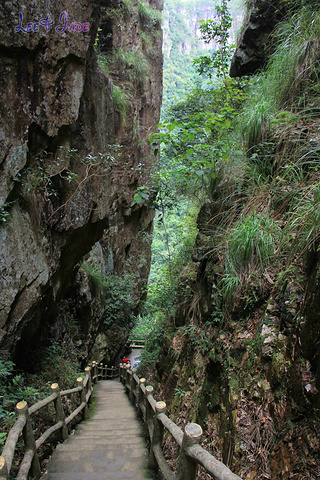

left=1, top=360, right=242, bottom=480
left=0, top=362, right=118, bottom=480
left=120, top=364, right=242, bottom=480
left=128, top=334, right=146, bottom=348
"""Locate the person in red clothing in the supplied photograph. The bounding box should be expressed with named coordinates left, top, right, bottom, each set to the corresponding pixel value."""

left=120, top=357, right=131, bottom=364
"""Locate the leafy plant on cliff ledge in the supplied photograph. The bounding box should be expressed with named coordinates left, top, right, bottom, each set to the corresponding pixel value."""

left=240, top=5, right=320, bottom=148
left=138, top=0, right=162, bottom=29
left=83, top=263, right=136, bottom=329
left=0, top=201, right=13, bottom=223
left=0, top=359, right=42, bottom=445
left=193, top=0, right=234, bottom=83
left=112, top=84, right=132, bottom=124
left=219, top=213, right=281, bottom=300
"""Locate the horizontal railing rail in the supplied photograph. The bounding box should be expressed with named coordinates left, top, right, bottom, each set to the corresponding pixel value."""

left=128, top=334, right=146, bottom=348
left=119, top=364, right=242, bottom=480
left=0, top=361, right=118, bottom=480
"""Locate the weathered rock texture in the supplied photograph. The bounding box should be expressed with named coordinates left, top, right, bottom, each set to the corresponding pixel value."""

left=149, top=3, right=320, bottom=475
left=0, top=0, right=162, bottom=369
left=154, top=193, right=320, bottom=478
left=230, top=0, right=288, bottom=77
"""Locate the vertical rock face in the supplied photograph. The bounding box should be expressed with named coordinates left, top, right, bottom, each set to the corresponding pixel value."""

left=0, top=0, right=163, bottom=368
left=230, top=0, right=287, bottom=77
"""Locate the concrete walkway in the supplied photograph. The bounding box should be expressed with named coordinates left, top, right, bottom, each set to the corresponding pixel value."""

left=41, top=380, right=151, bottom=480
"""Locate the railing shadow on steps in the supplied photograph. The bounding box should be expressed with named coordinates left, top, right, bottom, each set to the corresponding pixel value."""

left=0, top=362, right=118, bottom=480
left=120, top=364, right=242, bottom=480
left=0, top=361, right=242, bottom=480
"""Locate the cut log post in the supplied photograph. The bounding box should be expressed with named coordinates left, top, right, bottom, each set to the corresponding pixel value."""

left=125, top=364, right=131, bottom=392
left=16, top=401, right=41, bottom=479
left=176, top=423, right=203, bottom=480
left=103, top=364, right=107, bottom=380
left=51, top=384, right=68, bottom=441
left=137, top=378, right=146, bottom=418
left=0, top=456, right=8, bottom=480
left=129, top=368, right=137, bottom=403
left=145, top=385, right=154, bottom=439
left=77, top=377, right=89, bottom=420
left=92, top=362, right=98, bottom=384
left=85, top=366, right=92, bottom=395
left=148, top=401, right=166, bottom=470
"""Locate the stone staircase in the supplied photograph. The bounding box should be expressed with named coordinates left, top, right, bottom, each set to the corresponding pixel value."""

left=41, top=380, right=152, bottom=480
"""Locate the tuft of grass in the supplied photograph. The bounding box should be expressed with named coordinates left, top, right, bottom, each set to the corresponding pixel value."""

left=283, top=180, right=320, bottom=256
left=223, top=212, right=280, bottom=285
left=138, top=0, right=162, bottom=28
left=114, top=47, right=149, bottom=87
left=239, top=6, right=320, bottom=148
left=112, top=84, right=131, bottom=124
left=122, top=0, right=134, bottom=15
left=239, top=79, right=276, bottom=146
left=97, top=53, right=109, bottom=75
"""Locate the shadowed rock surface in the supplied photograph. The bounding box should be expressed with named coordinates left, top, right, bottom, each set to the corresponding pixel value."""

left=0, top=0, right=163, bottom=369
left=230, top=0, right=288, bottom=77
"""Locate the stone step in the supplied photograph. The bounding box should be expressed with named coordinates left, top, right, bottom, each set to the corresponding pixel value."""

left=75, top=424, right=143, bottom=433
left=41, top=381, right=151, bottom=480
left=44, top=457, right=147, bottom=473
left=55, top=438, right=146, bottom=449
left=42, top=471, right=152, bottom=480
left=53, top=446, right=147, bottom=458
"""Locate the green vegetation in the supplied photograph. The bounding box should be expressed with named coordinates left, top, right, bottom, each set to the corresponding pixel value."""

left=114, top=48, right=150, bottom=87
left=96, top=0, right=160, bottom=130
left=140, top=11, right=320, bottom=462
left=0, top=339, right=82, bottom=447
left=225, top=213, right=279, bottom=274
left=112, top=84, right=131, bottom=123
left=0, top=360, right=40, bottom=439
left=0, top=201, right=13, bottom=223
left=138, top=0, right=244, bottom=373
left=83, top=263, right=136, bottom=329
left=162, top=0, right=242, bottom=113
left=138, top=0, right=162, bottom=28
left=240, top=5, right=320, bottom=147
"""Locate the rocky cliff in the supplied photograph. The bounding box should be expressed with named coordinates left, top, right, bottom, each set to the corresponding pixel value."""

left=230, top=0, right=288, bottom=77
left=142, top=1, right=320, bottom=478
left=0, top=0, right=163, bottom=370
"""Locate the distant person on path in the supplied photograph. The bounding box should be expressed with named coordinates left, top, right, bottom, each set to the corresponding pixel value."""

left=120, top=357, right=131, bottom=365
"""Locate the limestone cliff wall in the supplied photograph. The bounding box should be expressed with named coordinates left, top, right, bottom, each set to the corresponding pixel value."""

left=230, top=0, right=287, bottom=77
left=0, top=0, right=162, bottom=368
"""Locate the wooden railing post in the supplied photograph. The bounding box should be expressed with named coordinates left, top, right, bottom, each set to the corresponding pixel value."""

left=0, top=456, right=8, bottom=480
left=16, top=401, right=41, bottom=479
left=148, top=401, right=166, bottom=470
left=85, top=366, right=92, bottom=394
left=177, top=423, right=203, bottom=480
left=129, top=368, right=137, bottom=403
left=51, top=383, right=68, bottom=441
left=145, top=385, right=154, bottom=438
left=92, top=362, right=98, bottom=384
left=125, top=364, right=131, bottom=392
left=77, top=377, right=89, bottom=420
left=137, top=378, right=146, bottom=418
